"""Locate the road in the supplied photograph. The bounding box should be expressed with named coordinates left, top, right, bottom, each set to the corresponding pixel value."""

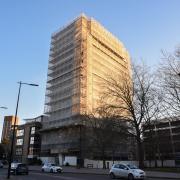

left=0, top=168, right=177, bottom=180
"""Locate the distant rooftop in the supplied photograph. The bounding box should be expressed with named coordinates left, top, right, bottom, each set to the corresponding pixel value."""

left=23, top=115, right=46, bottom=124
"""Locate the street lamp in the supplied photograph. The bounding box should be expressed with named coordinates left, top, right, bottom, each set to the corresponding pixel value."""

left=7, top=81, right=38, bottom=179
left=0, top=107, right=8, bottom=110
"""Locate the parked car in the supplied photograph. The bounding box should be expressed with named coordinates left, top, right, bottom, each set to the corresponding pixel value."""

left=0, top=160, right=3, bottom=168
left=10, top=163, right=29, bottom=175
left=42, top=163, right=62, bottom=173
left=109, top=163, right=146, bottom=180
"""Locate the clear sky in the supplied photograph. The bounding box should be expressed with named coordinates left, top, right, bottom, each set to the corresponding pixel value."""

left=0, top=0, right=180, bottom=138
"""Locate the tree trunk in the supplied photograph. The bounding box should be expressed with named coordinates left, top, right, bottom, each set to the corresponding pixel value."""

left=137, top=137, right=144, bottom=168
left=149, top=159, right=151, bottom=168
left=155, top=157, right=157, bottom=168
left=161, top=159, right=164, bottom=167
left=103, top=159, right=106, bottom=169
left=102, top=150, right=106, bottom=169
left=161, top=156, right=164, bottom=168
left=112, top=150, right=115, bottom=164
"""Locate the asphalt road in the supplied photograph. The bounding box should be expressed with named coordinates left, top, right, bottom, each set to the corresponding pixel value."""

left=0, top=168, right=177, bottom=180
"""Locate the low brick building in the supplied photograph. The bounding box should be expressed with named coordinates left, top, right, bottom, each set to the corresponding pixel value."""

left=14, top=115, right=43, bottom=164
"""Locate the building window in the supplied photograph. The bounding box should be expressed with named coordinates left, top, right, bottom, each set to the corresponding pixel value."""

left=31, top=127, right=35, bottom=134
left=16, top=139, right=23, bottom=145
left=29, top=147, right=34, bottom=155
left=30, top=137, right=34, bottom=144
left=16, top=148, right=22, bottom=155
left=16, top=129, right=24, bottom=137
left=29, top=147, right=39, bottom=155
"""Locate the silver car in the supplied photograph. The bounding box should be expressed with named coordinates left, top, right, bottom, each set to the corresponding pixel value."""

left=109, top=163, right=146, bottom=180
left=42, top=163, right=62, bottom=173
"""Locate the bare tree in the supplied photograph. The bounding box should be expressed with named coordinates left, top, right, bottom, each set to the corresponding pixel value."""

left=101, top=62, right=161, bottom=168
left=158, top=46, right=180, bottom=116
left=83, top=107, right=130, bottom=169
left=0, top=143, right=5, bottom=159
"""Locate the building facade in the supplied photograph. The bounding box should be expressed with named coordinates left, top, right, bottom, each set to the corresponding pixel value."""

left=143, top=117, right=180, bottom=167
left=1, top=116, right=19, bottom=144
left=42, top=14, right=131, bottom=164
left=14, top=116, right=43, bottom=164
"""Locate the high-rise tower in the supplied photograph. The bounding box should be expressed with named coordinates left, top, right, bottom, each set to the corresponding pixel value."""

left=41, top=14, right=131, bottom=163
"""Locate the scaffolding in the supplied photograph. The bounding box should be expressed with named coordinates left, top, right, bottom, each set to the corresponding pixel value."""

left=42, top=14, right=132, bottom=156
left=44, top=16, right=87, bottom=128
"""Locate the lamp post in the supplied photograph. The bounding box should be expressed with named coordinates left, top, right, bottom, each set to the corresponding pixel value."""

left=0, top=107, right=8, bottom=110
left=7, top=81, right=38, bottom=179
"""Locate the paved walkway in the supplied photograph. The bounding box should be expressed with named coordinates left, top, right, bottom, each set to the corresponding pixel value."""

left=27, top=166, right=180, bottom=179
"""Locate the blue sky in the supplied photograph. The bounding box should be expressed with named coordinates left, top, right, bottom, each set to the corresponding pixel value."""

left=0, top=0, right=180, bottom=137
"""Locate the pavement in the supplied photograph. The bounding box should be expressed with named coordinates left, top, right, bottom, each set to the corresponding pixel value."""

left=2, top=165, right=180, bottom=179
left=28, top=166, right=180, bottom=179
